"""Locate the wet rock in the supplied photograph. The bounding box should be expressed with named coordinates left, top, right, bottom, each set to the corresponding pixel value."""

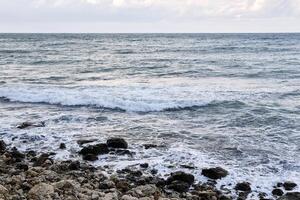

left=235, top=182, right=251, bottom=192
left=0, top=140, right=6, bottom=152
left=283, top=181, right=297, bottom=191
left=201, top=167, right=228, bottom=179
left=34, top=153, right=51, bottom=166
left=53, top=180, right=78, bottom=190
left=17, top=121, right=45, bottom=129
left=107, top=138, right=128, bottom=149
left=9, top=147, right=25, bottom=162
left=16, top=163, right=29, bottom=171
left=28, top=183, right=54, bottom=200
left=143, top=144, right=158, bottom=149
left=140, top=163, right=149, bottom=168
left=99, top=180, right=115, bottom=189
left=272, top=188, right=284, bottom=196
left=112, top=149, right=133, bottom=156
left=79, top=143, right=109, bottom=156
left=219, top=195, right=233, bottom=200
left=278, top=192, right=300, bottom=200
left=166, top=171, right=195, bottom=185
left=167, top=180, right=190, bottom=193
left=77, top=139, right=98, bottom=146
left=68, top=160, right=80, bottom=170
left=82, top=154, right=98, bottom=161
left=59, top=143, right=66, bottom=149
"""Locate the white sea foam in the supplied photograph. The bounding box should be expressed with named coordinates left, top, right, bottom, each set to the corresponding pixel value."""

left=0, top=78, right=288, bottom=112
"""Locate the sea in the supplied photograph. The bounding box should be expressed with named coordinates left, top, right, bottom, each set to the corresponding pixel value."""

left=0, top=33, right=299, bottom=198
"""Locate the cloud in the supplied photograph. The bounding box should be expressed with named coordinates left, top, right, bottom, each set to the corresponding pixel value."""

left=0, top=0, right=299, bottom=32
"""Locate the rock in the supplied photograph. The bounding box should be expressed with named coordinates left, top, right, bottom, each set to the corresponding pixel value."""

left=17, top=121, right=45, bottom=129
left=68, top=160, right=80, bottom=170
left=77, top=139, right=98, bottom=146
left=128, top=184, right=159, bottom=198
left=144, top=144, right=158, bottom=149
left=115, top=180, right=131, bottom=192
left=79, top=143, right=109, bottom=156
left=121, top=195, right=139, bottom=200
left=0, top=140, right=6, bottom=152
left=107, top=138, right=128, bottom=149
left=34, top=153, right=51, bottom=166
left=278, top=192, right=300, bottom=200
left=0, top=184, right=8, bottom=198
left=9, top=147, right=25, bottom=162
left=283, top=181, right=297, bottom=191
left=219, top=195, right=232, bottom=200
left=53, top=180, right=78, bottom=190
left=28, top=183, right=54, bottom=200
left=201, top=167, right=228, bottom=179
left=99, top=180, right=115, bottom=189
left=272, top=188, right=284, bottom=196
left=235, top=182, right=251, bottom=192
left=82, top=154, right=98, bottom=161
left=166, top=171, right=195, bottom=185
left=59, top=143, right=66, bottom=149
left=140, top=163, right=149, bottom=168
left=103, top=192, right=119, bottom=200
left=16, top=163, right=29, bottom=171
left=167, top=180, right=190, bottom=193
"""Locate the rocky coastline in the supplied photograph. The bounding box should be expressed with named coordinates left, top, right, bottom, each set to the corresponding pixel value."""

left=0, top=136, right=299, bottom=200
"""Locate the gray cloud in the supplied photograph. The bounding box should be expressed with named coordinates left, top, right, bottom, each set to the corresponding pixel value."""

left=0, top=0, right=299, bottom=32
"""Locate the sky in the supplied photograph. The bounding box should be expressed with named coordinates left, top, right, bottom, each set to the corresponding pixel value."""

left=0, top=0, right=300, bottom=33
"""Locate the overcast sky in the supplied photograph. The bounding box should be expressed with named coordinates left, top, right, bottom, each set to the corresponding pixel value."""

left=1, top=0, right=300, bottom=33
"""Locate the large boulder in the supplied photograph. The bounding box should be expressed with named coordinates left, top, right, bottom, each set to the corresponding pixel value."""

left=234, top=182, right=251, bottom=192
left=79, top=143, right=109, bottom=156
left=167, top=180, right=190, bottom=193
left=283, top=181, right=297, bottom=191
left=201, top=167, right=228, bottom=179
left=107, top=138, right=128, bottom=149
left=28, top=183, right=54, bottom=200
left=166, top=171, right=195, bottom=185
left=278, top=192, right=300, bottom=200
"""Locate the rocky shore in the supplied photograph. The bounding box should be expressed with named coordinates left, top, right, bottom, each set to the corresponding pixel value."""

left=0, top=137, right=298, bottom=200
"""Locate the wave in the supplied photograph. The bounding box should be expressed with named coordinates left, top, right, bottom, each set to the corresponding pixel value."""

left=0, top=83, right=253, bottom=112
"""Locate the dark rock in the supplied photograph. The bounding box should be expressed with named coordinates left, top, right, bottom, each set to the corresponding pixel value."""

left=166, top=171, right=194, bottom=185
left=34, top=153, right=51, bottom=166
left=283, top=181, right=297, bottom=191
left=180, top=164, right=196, bottom=169
left=278, top=192, right=300, bottom=200
left=17, top=121, right=45, bottom=129
left=82, top=154, right=98, bottom=161
left=0, top=140, right=6, bottom=152
left=220, top=195, right=232, bottom=200
left=68, top=161, right=80, bottom=170
left=99, top=180, right=115, bottom=189
left=10, top=147, right=25, bottom=162
left=150, top=169, right=158, bottom=175
left=26, top=150, right=36, bottom=157
left=115, top=180, right=131, bottom=192
left=16, top=163, right=29, bottom=171
left=59, top=143, right=66, bottom=149
left=167, top=180, right=190, bottom=193
left=77, top=139, right=97, bottom=146
left=111, top=149, right=132, bottom=156
left=140, top=163, right=149, bottom=168
left=144, top=144, right=158, bottom=149
left=79, top=143, right=109, bottom=156
left=202, top=167, right=228, bottom=179
left=107, top=138, right=128, bottom=149
left=277, top=182, right=284, bottom=187
left=237, top=191, right=249, bottom=200
left=235, top=182, right=251, bottom=192
left=272, top=188, right=284, bottom=196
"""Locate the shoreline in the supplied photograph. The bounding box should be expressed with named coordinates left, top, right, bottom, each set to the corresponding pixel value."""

left=0, top=138, right=299, bottom=200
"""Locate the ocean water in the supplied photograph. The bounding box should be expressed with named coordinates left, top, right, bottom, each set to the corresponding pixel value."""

left=0, top=33, right=300, bottom=198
